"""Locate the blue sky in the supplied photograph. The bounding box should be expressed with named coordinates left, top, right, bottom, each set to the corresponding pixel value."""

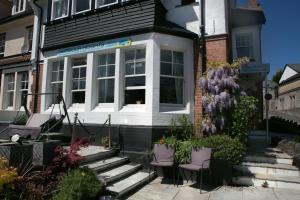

left=238, top=0, right=300, bottom=79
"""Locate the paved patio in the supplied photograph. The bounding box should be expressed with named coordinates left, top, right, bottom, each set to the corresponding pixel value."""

left=127, top=177, right=300, bottom=200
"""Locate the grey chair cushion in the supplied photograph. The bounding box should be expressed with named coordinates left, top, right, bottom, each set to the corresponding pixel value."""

left=152, top=144, right=175, bottom=163
left=191, top=148, right=212, bottom=169
left=179, top=164, right=202, bottom=171
left=150, top=161, right=173, bottom=167
left=8, top=125, right=41, bottom=140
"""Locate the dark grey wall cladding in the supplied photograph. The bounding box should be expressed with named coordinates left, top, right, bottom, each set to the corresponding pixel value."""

left=59, top=124, right=170, bottom=152
left=44, top=0, right=161, bottom=50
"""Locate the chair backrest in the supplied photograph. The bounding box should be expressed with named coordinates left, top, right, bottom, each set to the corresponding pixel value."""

left=153, top=144, right=175, bottom=163
left=191, top=147, right=212, bottom=169
left=26, top=114, right=53, bottom=127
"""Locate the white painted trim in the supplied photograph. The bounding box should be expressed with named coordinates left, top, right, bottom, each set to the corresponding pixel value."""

left=51, top=0, right=70, bottom=21
left=95, top=0, right=118, bottom=9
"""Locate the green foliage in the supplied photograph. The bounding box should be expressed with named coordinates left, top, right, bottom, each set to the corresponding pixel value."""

left=53, top=167, right=103, bottom=200
left=101, top=136, right=109, bottom=147
left=13, top=114, right=28, bottom=125
left=175, top=135, right=246, bottom=165
left=272, top=69, right=283, bottom=84
left=169, top=115, right=195, bottom=140
left=226, top=96, right=258, bottom=143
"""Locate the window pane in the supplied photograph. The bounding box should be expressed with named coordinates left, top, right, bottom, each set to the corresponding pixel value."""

left=161, top=62, right=172, bottom=75
left=76, top=0, right=90, bottom=13
left=52, top=71, right=58, bottom=82
left=126, top=63, right=134, bottom=75
left=98, top=54, right=107, bottom=65
left=21, top=91, right=28, bottom=106
left=73, top=58, right=87, bottom=66
left=72, top=80, right=79, bottom=90
left=160, top=77, right=183, bottom=104
left=79, top=80, right=86, bottom=90
left=173, top=51, right=184, bottom=64
left=98, top=66, right=107, bottom=77
left=107, top=53, right=115, bottom=65
left=96, top=0, right=117, bottom=7
left=125, top=89, right=145, bottom=105
left=125, top=76, right=145, bottom=87
left=161, top=50, right=172, bottom=62
left=54, top=0, right=68, bottom=19
left=6, top=92, right=14, bottom=107
left=73, top=68, right=79, bottom=78
left=173, top=64, right=184, bottom=77
left=136, top=49, right=146, bottom=60
left=52, top=83, right=63, bottom=104
left=135, top=62, right=145, bottom=74
left=125, top=49, right=135, bottom=62
left=59, top=71, right=64, bottom=81
left=107, top=65, right=115, bottom=77
left=80, top=67, right=86, bottom=78
left=99, top=79, right=114, bottom=103
left=72, top=91, right=85, bottom=103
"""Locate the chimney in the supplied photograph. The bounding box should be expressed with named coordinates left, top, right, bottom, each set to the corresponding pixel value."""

left=247, top=0, right=262, bottom=10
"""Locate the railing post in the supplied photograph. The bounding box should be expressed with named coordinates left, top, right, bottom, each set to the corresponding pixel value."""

left=108, top=114, right=111, bottom=149
left=72, top=113, right=78, bottom=143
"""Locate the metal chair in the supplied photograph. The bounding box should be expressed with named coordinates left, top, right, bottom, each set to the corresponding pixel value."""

left=178, top=147, right=212, bottom=193
left=149, top=144, right=176, bottom=185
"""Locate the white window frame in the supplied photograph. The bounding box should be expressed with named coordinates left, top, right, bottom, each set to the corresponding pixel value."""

left=124, top=48, right=146, bottom=105
left=160, top=49, right=185, bottom=106
left=72, top=0, right=92, bottom=15
left=18, top=71, right=29, bottom=109
left=13, top=0, right=26, bottom=15
left=95, top=0, right=118, bottom=9
left=50, top=60, right=64, bottom=105
left=71, top=57, right=87, bottom=106
left=235, top=32, right=254, bottom=59
left=0, top=33, right=5, bottom=58
left=96, top=52, right=116, bottom=106
left=4, top=74, right=15, bottom=110
left=51, top=0, right=70, bottom=20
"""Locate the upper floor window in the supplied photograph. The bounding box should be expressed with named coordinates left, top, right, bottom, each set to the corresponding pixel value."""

left=160, top=50, right=184, bottom=105
left=73, top=0, right=91, bottom=14
left=52, top=0, right=69, bottom=20
left=27, top=27, right=33, bottom=52
left=0, top=33, right=5, bottom=58
left=19, top=72, right=29, bottom=108
left=96, top=0, right=118, bottom=8
left=235, top=33, right=254, bottom=59
left=4, top=74, right=15, bottom=109
left=13, top=0, right=26, bottom=14
left=51, top=60, right=64, bottom=104
left=71, top=57, right=87, bottom=104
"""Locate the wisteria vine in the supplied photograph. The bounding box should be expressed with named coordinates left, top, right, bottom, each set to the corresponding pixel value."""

left=199, top=58, right=249, bottom=135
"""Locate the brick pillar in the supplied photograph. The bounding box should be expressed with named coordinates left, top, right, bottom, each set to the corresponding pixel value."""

left=30, top=64, right=43, bottom=113
left=194, top=41, right=203, bottom=138
left=206, top=35, right=229, bottom=62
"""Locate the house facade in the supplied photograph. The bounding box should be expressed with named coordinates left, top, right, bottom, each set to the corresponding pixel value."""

left=0, top=0, right=34, bottom=122
left=0, top=0, right=266, bottom=153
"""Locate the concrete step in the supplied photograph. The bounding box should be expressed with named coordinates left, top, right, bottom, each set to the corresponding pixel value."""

left=232, top=174, right=300, bottom=190
left=244, top=152, right=293, bottom=165
left=76, top=146, right=116, bottom=164
left=234, top=162, right=300, bottom=177
left=98, top=164, right=141, bottom=185
left=82, top=157, right=129, bottom=173
left=107, top=171, right=155, bottom=197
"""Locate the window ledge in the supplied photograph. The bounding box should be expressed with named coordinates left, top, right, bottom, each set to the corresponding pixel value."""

left=159, top=105, right=189, bottom=114
left=120, top=105, right=146, bottom=112
left=92, top=106, right=114, bottom=113
left=68, top=104, right=85, bottom=112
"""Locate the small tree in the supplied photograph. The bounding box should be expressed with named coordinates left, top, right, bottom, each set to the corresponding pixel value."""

left=272, top=69, right=283, bottom=84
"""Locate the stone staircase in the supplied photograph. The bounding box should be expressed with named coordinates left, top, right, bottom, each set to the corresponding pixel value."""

left=232, top=131, right=300, bottom=190
left=79, top=146, right=155, bottom=198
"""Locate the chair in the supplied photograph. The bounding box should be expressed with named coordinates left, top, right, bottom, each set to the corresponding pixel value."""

left=178, top=147, right=212, bottom=193
left=149, top=144, right=175, bottom=185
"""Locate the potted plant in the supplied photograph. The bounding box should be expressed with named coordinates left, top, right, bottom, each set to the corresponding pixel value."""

left=101, top=136, right=109, bottom=149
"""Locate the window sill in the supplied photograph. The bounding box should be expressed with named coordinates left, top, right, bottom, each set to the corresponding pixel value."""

left=68, top=104, right=85, bottom=112
left=92, top=105, right=114, bottom=112
left=120, top=104, right=146, bottom=112
left=159, top=104, right=189, bottom=114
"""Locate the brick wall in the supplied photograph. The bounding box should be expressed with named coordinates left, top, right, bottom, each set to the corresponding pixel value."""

left=194, top=35, right=229, bottom=137
left=29, top=64, right=43, bottom=113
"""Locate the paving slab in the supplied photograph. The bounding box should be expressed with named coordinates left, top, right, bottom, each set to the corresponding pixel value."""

left=209, top=187, right=243, bottom=200
left=242, top=187, right=277, bottom=200
left=273, top=188, right=300, bottom=200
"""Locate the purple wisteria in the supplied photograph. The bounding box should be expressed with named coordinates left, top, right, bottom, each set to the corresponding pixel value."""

left=199, top=59, right=249, bottom=135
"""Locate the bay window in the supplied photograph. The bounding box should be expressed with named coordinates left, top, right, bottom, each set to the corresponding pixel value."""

left=124, top=48, right=146, bottom=105
left=51, top=60, right=64, bottom=104
left=73, top=0, right=91, bottom=14
left=97, top=53, right=115, bottom=104
left=52, top=0, right=69, bottom=20
left=160, top=50, right=184, bottom=105
left=71, top=57, right=86, bottom=104
left=236, top=33, right=254, bottom=59
left=19, top=72, right=29, bottom=107
left=0, top=33, right=5, bottom=58
left=4, top=74, right=15, bottom=109
left=96, top=0, right=118, bottom=8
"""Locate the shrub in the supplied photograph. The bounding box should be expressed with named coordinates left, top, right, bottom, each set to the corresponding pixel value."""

left=53, top=168, right=103, bottom=200
left=168, top=115, right=195, bottom=140
left=157, top=135, right=177, bottom=146
left=13, top=114, right=28, bottom=125
left=0, top=158, right=18, bottom=199
left=226, top=96, right=258, bottom=143
left=176, top=135, right=246, bottom=165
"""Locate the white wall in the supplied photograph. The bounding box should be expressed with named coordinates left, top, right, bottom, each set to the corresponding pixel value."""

left=42, top=33, right=194, bottom=126
left=162, top=0, right=228, bottom=36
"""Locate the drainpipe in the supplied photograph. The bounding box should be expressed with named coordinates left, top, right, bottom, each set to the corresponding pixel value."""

left=200, top=0, right=207, bottom=72
left=28, top=0, right=42, bottom=113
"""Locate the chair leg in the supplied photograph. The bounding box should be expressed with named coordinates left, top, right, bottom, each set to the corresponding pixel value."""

left=200, top=170, right=203, bottom=194
left=172, top=166, right=175, bottom=186
left=177, top=168, right=180, bottom=187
